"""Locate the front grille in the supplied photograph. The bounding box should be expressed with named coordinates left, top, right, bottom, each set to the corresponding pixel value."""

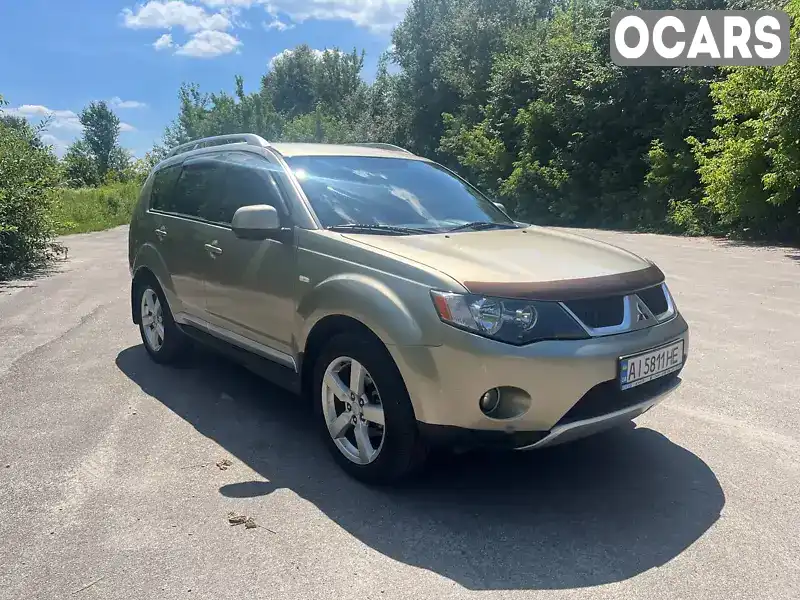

left=556, top=371, right=681, bottom=425
left=564, top=295, right=624, bottom=328
left=637, top=284, right=668, bottom=316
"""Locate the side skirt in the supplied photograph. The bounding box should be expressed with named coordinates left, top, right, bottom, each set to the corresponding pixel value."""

left=179, top=324, right=302, bottom=395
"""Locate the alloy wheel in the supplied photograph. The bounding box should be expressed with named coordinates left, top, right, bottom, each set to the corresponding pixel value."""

left=140, top=288, right=165, bottom=352
left=321, top=356, right=386, bottom=465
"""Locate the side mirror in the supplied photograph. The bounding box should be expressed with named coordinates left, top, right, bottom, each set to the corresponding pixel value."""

left=493, top=201, right=509, bottom=215
left=231, top=205, right=281, bottom=240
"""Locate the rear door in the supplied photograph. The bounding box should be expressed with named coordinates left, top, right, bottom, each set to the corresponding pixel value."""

left=149, top=160, right=224, bottom=322
left=197, top=151, right=297, bottom=366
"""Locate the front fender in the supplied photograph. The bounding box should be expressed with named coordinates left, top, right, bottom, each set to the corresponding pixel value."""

left=296, top=273, right=440, bottom=350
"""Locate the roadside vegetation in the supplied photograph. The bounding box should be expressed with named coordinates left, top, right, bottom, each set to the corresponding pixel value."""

left=0, top=96, right=147, bottom=278
left=53, top=181, right=141, bottom=235
left=2, top=0, right=799, bottom=280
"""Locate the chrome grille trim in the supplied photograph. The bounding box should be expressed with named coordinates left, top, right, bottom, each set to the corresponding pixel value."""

left=560, top=283, right=676, bottom=337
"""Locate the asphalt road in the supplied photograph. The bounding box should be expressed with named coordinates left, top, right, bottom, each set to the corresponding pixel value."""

left=1, top=226, right=798, bottom=600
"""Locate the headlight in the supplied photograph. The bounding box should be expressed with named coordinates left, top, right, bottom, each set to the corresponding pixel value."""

left=430, top=290, right=588, bottom=345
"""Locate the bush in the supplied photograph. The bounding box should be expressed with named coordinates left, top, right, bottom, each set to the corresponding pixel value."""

left=0, top=119, right=64, bottom=280
left=53, top=181, right=141, bottom=235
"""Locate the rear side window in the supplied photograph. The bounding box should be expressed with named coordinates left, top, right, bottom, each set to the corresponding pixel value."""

left=150, top=152, right=285, bottom=223
left=199, top=151, right=285, bottom=224
left=169, top=160, right=226, bottom=218
left=149, top=165, right=181, bottom=211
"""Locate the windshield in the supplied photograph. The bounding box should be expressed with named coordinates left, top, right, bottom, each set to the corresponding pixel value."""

left=284, top=156, right=513, bottom=232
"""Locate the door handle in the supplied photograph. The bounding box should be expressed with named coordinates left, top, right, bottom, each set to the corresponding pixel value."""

left=204, top=242, right=223, bottom=258
left=154, top=226, right=167, bottom=240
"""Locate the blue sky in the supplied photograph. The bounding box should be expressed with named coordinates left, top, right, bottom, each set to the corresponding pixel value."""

left=0, top=0, right=407, bottom=157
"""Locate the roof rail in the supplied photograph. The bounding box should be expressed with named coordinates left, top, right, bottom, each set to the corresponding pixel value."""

left=165, top=133, right=271, bottom=159
left=352, top=142, right=414, bottom=155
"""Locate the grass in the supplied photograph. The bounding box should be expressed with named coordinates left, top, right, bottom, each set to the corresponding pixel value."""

left=53, top=181, right=140, bottom=235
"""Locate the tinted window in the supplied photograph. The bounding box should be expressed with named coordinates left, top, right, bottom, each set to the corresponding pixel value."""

left=200, top=152, right=284, bottom=224
left=283, top=156, right=511, bottom=230
left=149, top=165, right=181, bottom=211
left=168, top=160, right=226, bottom=218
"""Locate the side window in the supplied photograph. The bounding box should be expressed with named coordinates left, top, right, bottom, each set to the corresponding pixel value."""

left=149, top=165, right=181, bottom=211
left=170, top=160, right=226, bottom=218
left=198, top=152, right=285, bottom=225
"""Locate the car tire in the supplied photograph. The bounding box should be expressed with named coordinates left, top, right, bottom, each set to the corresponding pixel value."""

left=135, top=279, right=188, bottom=365
left=312, top=332, right=427, bottom=485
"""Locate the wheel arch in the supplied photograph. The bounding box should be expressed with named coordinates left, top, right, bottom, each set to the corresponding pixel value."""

left=130, top=241, right=176, bottom=324
left=300, top=314, right=383, bottom=397
left=299, top=314, right=416, bottom=420
left=131, top=266, right=164, bottom=324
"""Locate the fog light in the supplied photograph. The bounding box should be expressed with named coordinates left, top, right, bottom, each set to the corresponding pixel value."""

left=479, top=388, right=501, bottom=415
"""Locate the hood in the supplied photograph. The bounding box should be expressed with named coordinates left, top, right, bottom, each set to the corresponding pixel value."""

left=341, top=226, right=662, bottom=301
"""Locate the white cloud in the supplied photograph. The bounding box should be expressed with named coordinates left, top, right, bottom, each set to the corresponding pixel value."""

left=4, top=105, right=83, bottom=131
left=40, top=134, right=71, bottom=157
left=153, top=33, right=176, bottom=50
left=199, top=1, right=410, bottom=33
left=264, top=1, right=410, bottom=33
left=122, top=1, right=231, bottom=32
left=197, top=0, right=262, bottom=6
left=122, top=1, right=410, bottom=61
left=269, top=47, right=329, bottom=67
left=5, top=104, right=136, bottom=134
left=110, top=97, right=148, bottom=109
left=176, top=30, right=242, bottom=57
left=263, top=17, right=294, bottom=31
left=3, top=105, right=135, bottom=156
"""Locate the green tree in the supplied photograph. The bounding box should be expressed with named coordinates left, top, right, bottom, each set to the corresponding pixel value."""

left=0, top=113, right=47, bottom=149
left=79, top=101, right=121, bottom=178
left=691, top=0, right=800, bottom=241
left=263, top=45, right=322, bottom=118
left=0, top=96, right=64, bottom=279
left=392, top=0, right=550, bottom=157
left=349, top=51, right=407, bottom=144
left=63, top=139, right=100, bottom=187
left=282, top=104, right=356, bottom=143
left=107, top=146, right=133, bottom=181
left=440, top=0, right=722, bottom=230
left=162, top=79, right=284, bottom=147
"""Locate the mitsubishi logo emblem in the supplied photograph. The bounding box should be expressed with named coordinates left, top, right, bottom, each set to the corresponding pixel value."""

left=636, top=301, right=650, bottom=322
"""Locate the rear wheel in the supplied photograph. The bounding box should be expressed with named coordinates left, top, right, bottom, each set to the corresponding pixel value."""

left=136, top=280, right=188, bottom=365
left=313, top=332, right=427, bottom=484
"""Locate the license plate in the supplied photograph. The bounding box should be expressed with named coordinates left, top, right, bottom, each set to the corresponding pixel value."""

left=619, top=339, right=684, bottom=390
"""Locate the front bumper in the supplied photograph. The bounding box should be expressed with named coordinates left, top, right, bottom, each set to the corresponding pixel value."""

left=388, top=312, right=688, bottom=436
left=417, top=373, right=680, bottom=451
left=517, top=374, right=680, bottom=449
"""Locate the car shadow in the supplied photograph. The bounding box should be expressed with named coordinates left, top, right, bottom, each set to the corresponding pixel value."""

left=116, top=344, right=724, bottom=591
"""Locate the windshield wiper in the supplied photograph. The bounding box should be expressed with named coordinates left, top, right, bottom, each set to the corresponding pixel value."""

left=446, top=221, right=519, bottom=233
left=326, top=224, right=435, bottom=235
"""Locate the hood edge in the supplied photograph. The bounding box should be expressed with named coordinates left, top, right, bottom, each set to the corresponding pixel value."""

left=463, top=264, right=665, bottom=302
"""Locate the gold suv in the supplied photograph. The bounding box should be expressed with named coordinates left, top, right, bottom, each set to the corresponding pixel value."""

left=128, top=134, right=689, bottom=483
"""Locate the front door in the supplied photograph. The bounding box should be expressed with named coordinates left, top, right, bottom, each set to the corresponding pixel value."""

left=190, top=150, right=297, bottom=367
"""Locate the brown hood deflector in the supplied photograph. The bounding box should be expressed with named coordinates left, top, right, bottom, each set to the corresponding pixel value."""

left=463, top=264, right=665, bottom=302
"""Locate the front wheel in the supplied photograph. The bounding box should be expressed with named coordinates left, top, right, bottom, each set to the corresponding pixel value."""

left=312, top=332, right=427, bottom=484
